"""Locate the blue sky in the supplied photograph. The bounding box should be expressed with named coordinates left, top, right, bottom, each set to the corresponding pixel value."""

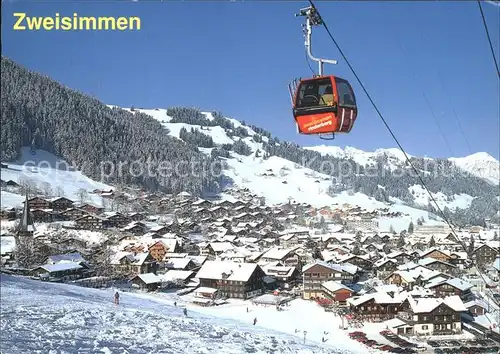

left=3, top=0, right=499, bottom=159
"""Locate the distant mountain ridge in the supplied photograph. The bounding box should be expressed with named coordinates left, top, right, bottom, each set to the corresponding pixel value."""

left=306, top=145, right=499, bottom=186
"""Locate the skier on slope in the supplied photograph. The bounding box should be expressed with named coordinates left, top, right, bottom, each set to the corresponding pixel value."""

left=253, top=317, right=257, bottom=325
left=183, top=308, right=187, bottom=316
left=114, top=291, right=120, bottom=305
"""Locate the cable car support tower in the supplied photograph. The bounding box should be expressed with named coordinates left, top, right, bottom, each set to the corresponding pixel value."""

left=288, top=5, right=339, bottom=140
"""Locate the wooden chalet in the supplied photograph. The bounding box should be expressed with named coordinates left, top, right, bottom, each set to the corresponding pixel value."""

left=340, top=255, right=374, bottom=270
left=419, top=248, right=452, bottom=263
left=321, top=281, right=355, bottom=305
left=473, top=244, right=499, bottom=266
left=74, top=214, right=107, bottom=229
left=396, top=295, right=467, bottom=335
left=302, top=261, right=358, bottom=300
left=347, top=292, right=409, bottom=321
left=25, top=196, right=50, bottom=210
left=49, top=197, right=74, bottom=211
left=425, top=278, right=473, bottom=301
left=196, top=261, right=265, bottom=299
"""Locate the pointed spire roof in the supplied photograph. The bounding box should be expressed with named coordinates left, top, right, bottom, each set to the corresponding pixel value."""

left=17, top=194, right=35, bottom=234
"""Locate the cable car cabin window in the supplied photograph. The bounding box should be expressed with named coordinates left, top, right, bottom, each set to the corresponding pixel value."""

left=336, top=78, right=356, bottom=107
left=296, top=78, right=335, bottom=109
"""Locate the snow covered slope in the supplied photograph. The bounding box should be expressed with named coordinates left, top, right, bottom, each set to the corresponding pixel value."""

left=305, top=145, right=411, bottom=170
left=449, top=152, right=499, bottom=186
left=107, top=106, right=441, bottom=228
left=0, top=274, right=357, bottom=354
left=1, top=147, right=112, bottom=208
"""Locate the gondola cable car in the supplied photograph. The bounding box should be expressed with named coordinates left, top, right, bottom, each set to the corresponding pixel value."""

left=288, top=6, right=358, bottom=140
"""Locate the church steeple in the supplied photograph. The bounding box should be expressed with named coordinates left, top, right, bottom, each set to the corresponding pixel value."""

left=17, top=193, right=35, bottom=236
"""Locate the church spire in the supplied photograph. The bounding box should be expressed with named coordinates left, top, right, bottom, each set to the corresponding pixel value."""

left=17, top=193, right=35, bottom=235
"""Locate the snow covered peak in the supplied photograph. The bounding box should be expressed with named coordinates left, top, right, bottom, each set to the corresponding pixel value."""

left=449, top=152, right=499, bottom=185
left=452, top=152, right=498, bottom=163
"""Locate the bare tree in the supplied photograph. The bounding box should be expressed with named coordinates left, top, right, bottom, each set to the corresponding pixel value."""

left=55, top=186, right=65, bottom=197
left=40, top=182, right=53, bottom=198
left=91, top=245, right=115, bottom=277
left=18, top=178, right=38, bottom=197
left=76, top=188, right=89, bottom=205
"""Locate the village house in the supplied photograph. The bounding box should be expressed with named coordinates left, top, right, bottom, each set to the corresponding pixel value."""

left=74, top=214, right=107, bottom=229
left=396, top=295, right=467, bottom=336
left=59, top=208, right=88, bottom=221
left=31, top=208, right=54, bottom=222
left=79, top=204, right=104, bottom=214
left=347, top=291, right=409, bottom=321
left=130, top=273, right=163, bottom=291
left=164, top=257, right=198, bottom=271
left=258, top=247, right=301, bottom=269
left=473, top=244, right=499, bottom=267
left=419, top=248, right=453, bottom=263
left=261, top=265, right=300, bottom=289
left=122, top=222, right=148, bottom=235
left=425, top=278, right=474, bottom=301
left=195, top=260, right=265, bottom=299
left=200, top=242, right=234, bottom=258
left=464, top=299, right=490, bottom=317
left=339, top=254, right=374, bottom=270
left=31, top=262, right=84, bottom=281
left=384, top=266, right=451, bottom=290
left=302, top=261, right=358, bottom=300
left=321, top=281, right=355, bottom=306
left=24, top=196, right=50, bottom=210
left=374, top=258, right=399, bottom=275
left=49, top=197, right=74, bottom=211
left=417, top=257, right=457, bottom=274
left=110, top=252, right=156, bottom=275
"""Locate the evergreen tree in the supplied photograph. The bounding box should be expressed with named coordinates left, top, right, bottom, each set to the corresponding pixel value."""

left=429, top=235, right=436, bottom=248
left=408, top=221, right=414, bottom=234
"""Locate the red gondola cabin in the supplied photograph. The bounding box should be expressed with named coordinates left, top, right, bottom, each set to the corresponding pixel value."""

left=292, top=76, right=358, bottom=135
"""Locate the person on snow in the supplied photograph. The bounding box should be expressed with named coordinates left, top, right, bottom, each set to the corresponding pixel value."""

left=253, top=317, right=257, bottom=325
left=174, top=301, right=177, bottom=307
left=183, top=308, right=187, bottom=316
left=114, top=291, right=120, bottom=305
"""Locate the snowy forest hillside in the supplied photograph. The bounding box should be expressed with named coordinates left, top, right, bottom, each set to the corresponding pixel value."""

left=1, top=56, right=498, bottom=227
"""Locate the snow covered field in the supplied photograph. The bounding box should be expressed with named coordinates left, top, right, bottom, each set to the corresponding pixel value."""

left=1, top=147, right=112, bottom=208
left=0, top=275, right=365, bottom=354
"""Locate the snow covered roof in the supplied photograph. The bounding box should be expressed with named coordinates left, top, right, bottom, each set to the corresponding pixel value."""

left=322, top=281, right=352, bottom=293
left=426, top=277, right=473, bottom=291
left=408, top=295, right=466, bottom=313
left=165, top=258, right=193, bottom=270
left=302, top=260, right=358, bottom=275
left=261, top=246, right=299, bottom=261
left=208, top=242, right=234, bottom=253
left=348, top=291, right=407, bottom=307
left=133, top=273, right=162, bottom=284
left=37, top=262, right=83, bottom=272
left=161, top=270, right=194, bottom=282
left=196, top=261, right=259, bottom=282
left=47, top=252, right=85, bottom=264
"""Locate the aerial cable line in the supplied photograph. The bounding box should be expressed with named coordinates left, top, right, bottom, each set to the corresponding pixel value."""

left=307, top=0, right=500, bottom=308
left=477, top=0, right=500, bottom=78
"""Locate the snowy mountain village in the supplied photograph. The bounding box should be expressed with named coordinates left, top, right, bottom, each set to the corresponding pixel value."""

left=1, top=183, right=499, bottom=354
